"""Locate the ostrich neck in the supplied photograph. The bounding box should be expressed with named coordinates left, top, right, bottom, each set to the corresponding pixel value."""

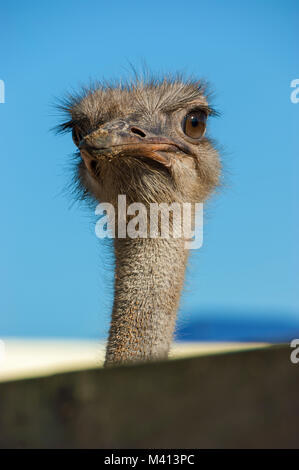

left=105, top=236, right=188, bottom=366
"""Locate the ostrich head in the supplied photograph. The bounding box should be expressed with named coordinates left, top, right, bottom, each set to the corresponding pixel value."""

left=57, top=76, right=221, bottom=365
left=58, top=77, right=220, bottom=206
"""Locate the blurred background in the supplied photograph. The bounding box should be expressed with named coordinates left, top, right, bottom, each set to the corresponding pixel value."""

left=0, top=0, right=298, bottom=378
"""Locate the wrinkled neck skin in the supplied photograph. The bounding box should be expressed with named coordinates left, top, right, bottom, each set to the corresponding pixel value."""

left=86, top=160, right=196, bottom=366
left=105, top=234, right=188, bottom=366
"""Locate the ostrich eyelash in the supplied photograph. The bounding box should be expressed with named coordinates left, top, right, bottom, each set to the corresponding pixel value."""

left=186, top=105, right=219, bottom=117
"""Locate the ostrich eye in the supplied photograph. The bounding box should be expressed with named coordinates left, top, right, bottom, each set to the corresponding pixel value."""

left=72, top=128, right=83, bottom=147
left=183, top=110, right=207, bottom=139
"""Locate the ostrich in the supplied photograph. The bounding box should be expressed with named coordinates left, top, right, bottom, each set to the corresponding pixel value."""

left=57, top=75, right=220, bottom=366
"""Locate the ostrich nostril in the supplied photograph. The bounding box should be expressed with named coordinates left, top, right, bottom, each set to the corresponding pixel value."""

left=130, top=127, right=146, bottom=138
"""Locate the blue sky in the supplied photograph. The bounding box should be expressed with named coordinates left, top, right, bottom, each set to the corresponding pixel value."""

left=0, top=0, right=298, bottom=339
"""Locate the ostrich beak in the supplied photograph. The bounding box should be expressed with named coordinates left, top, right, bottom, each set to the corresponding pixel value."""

left=78, top=120, right=189, bottom=172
